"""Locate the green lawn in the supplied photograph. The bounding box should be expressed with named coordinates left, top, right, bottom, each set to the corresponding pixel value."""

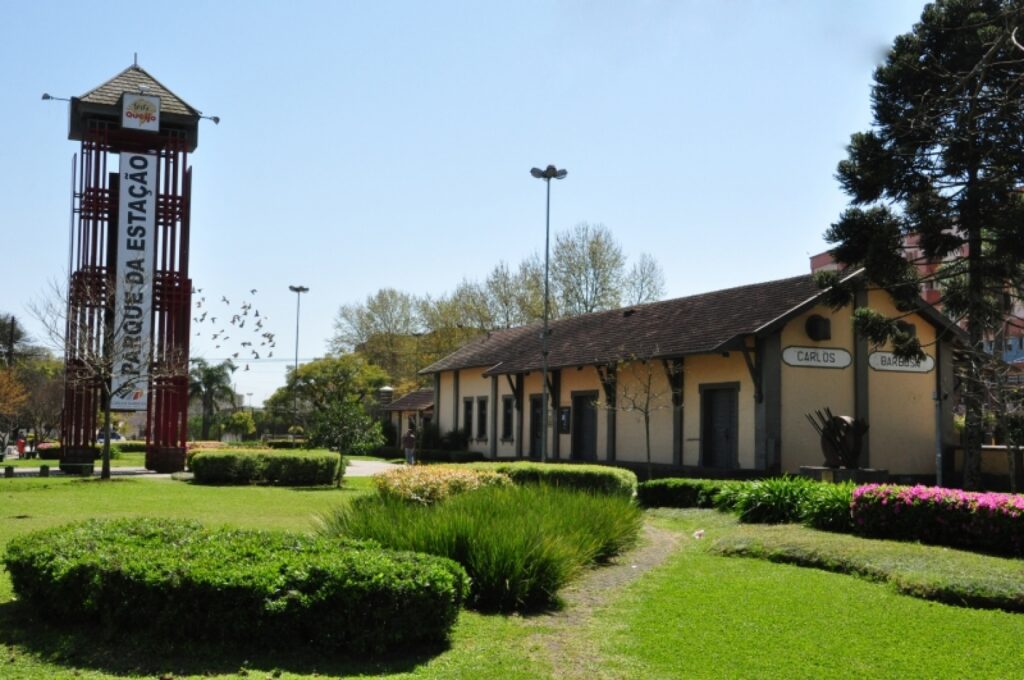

left=591, top=510, right=1024, bottom=679
left=3, top=452, right=147, bottom=468
left=1, top=482, right=1024, bottom=678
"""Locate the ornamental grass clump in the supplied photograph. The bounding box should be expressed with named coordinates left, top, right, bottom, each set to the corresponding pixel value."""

left=800, top=481, right=855, bottom=532
left=373, top=465, right=511, bottom=504
left=4, top=518, right=468, bottom=654
left=733, top=476, right=818, bottom=524
left=321, top=484, right=643, bottom=611
left=851, top=484, right=1024, bottom=557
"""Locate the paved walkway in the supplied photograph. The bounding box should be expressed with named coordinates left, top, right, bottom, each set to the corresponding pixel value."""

left=1, top=458, right=399, bottom=479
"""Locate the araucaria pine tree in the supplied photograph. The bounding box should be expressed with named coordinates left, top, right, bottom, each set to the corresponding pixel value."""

left=821, top=1, right=1024, bottom=489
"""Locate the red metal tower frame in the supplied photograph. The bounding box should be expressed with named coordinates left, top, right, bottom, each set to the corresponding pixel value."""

left=61, top=66, right=199, bottom=473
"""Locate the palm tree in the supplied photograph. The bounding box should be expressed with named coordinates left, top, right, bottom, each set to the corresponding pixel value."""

left=188, top=359, right=236, bottom=440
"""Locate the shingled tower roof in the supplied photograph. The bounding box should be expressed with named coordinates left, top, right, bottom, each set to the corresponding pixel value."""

left=69, top=63, right=203, bottom=151
left=78, top=64, right=199, bottom=117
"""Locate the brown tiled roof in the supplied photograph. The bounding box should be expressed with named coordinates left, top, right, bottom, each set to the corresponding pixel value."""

left=420, top=274, right=826, bottom=375
left=78, top=65, right=199, bottom=117
left=383, top=389, right=434, bottom=412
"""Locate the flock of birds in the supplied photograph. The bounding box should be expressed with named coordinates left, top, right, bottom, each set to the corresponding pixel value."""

left=193, top=288, right=276, bottom=371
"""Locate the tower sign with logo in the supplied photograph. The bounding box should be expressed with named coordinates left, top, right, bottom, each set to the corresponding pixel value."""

left=59, top=64, right=203, bottom=473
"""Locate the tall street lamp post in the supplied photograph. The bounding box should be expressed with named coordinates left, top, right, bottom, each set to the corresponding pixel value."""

left=530, top=164, right=567, bottom=463
left=288, top=285, right=309, bottom=433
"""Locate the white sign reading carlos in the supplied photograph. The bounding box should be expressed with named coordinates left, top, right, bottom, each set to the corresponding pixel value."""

left=111, top=152, right=157, bottom=411
left=782, top=346, right=852, bottom=369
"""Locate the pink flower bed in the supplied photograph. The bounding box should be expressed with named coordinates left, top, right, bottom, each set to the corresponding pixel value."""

left=851, top=484, right=1024, bottom=557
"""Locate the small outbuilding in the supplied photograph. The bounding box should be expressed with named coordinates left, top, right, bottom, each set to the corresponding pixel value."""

left=419, top=271, right=963, bottom=480
left=382, top=389, right=434, bottom=445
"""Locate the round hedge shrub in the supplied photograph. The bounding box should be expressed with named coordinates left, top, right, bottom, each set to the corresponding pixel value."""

left=190, top=448, right=340, bottom=485
left=4, top=518, right=468, bottom=654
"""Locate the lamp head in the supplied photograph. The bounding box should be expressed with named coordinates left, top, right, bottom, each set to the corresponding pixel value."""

left=531, top=165, right=568, bottom=180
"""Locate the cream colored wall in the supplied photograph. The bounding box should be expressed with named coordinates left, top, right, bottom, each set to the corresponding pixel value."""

left=494, top=374, right=517, bottom=457
left=779, top=304, right=856, bottom=470
left=556, top=366, right=607, bottom=459
left=437, top=372, right=456, bottom=433
left=614, top=361, right=674, bottom=464
left=864, top=290, right=938, bottom=475
left=522, top=371, right=549, bottom=457
left=437, top=369, right=520, bottom=457
left=681, top=353, right=755, bottom=467
left=456, top=368, right=493, bottom=448
left=778, top=296, right=940, bottom=475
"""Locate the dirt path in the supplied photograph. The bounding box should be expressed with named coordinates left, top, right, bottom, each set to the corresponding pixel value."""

left=529, top=522, right=684, bottom=679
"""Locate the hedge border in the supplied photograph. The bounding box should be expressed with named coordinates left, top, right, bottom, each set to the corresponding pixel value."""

left=4, top=518, right=468, bottom=654
left=461, top=461, right=637, bottom=497
left=190, top=449, right=341, bottom=486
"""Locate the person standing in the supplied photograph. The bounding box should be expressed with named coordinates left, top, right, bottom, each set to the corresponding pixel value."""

left=402, top=427, right=416, bottom=465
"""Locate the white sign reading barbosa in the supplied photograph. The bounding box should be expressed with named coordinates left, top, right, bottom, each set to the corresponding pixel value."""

left=110, top=152, right=157, bottom=411
left=868, top=351, right=934, bottom=373
left=121, top=93, right=160, bottom=132
left=781, top=346, right=852, bottom=369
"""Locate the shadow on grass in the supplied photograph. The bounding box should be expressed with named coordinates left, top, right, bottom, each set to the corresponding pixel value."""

left=0, top=599, right=449, bottom=677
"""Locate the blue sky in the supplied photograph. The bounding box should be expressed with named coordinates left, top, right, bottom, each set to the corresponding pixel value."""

left=0, top=1, right=926, bottom=404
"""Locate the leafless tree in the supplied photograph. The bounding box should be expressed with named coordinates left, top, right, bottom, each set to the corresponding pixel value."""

left=31, top=278, right=186, bottom=479
left=552, top=222, right=626, bottom=315
left=624, top=253, right=666, bottom=306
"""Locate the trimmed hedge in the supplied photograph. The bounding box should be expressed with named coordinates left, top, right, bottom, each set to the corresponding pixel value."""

left=852, top=484, right=1024, bottom=557
left=266, top=438, right=307, bottom=449
left=4, top=518, right=467, bottom=654
left=110, top=440, right=147, bottom=454
left=637, top=478, right=742, bottom=509
left=191, top=449, right=341, bottom=486
left=463, top=461, right=637, bottom=497
left=35, top=444, right=63, bottom=460
left=638, top=476, right=854, bottom=530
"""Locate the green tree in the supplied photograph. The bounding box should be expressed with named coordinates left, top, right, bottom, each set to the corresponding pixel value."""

left=268, top=354, right=388, bottom=453
left=15, top=356, right=64, bottom=448
left=821, top=0, right=1024, bottom=489
left=188, top=359, right=237, bottom=440
left=0, top=314, right=47, bottom=367
left=223, top=409, right=256, bottom=439
left=330, top=288, right=420, bottom=381
left=0, top=368, right=27, bottom=450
